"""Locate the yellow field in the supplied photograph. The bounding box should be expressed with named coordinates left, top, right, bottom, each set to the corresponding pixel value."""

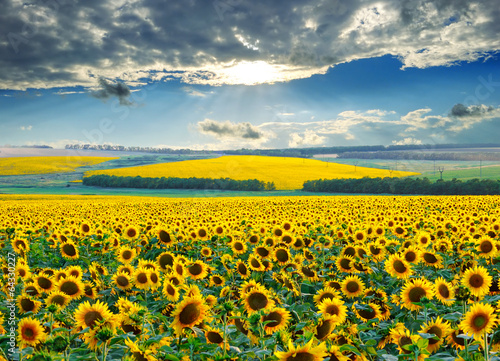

left=1, top=194, right=499, bottom=360
left=85, top=155, right=419, bottom=190
left=0, top=156, right=117, bottom=176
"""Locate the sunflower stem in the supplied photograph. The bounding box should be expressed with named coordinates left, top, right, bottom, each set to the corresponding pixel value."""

left=484, top=333, right=489, bottom=361
left=223, top=313, right=228, bottom=357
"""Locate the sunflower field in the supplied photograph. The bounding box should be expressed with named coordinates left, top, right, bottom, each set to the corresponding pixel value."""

left=84, top=155, right=418, bottom=190
left=1, top=194, right=500, bottom=361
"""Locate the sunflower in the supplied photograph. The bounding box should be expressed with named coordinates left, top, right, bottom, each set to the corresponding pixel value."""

left=186, top=260, right=209, bottom=280
left=162, top=280, right=180, bottom=302
left=123, top=225, right=140, bottom=240
left=401, top=246, right=421, bottom=264
left=390, top=326, right=419, bottom=355
left=12, top=238, right=30, bottom=254
left=415, top=231, right=431, bottom=249
left=353, top=302, right=381, bottom=322
left=276, top=339, right=327, bottom=361
left=400, top=278, right=434, bottom=311
left=475, top=236, right=498, bottom=258
left=434, top=277, right=455, bottom=306
left=148, top=269, right=162, bottom=290
left=34, top=274, right=55, bottom=293
left=421, top=251, right=443, bottom=268
left=201, top=246, right=212, bottom=258
left=353, top=230, right=367, bottom=243
left=314, top=317, right=336, bottom=341
left=15, top=263, right=31, bottom=279
left=317, top=298, right=348, bottom=327
left=313, top=287, right=341, bottom=306
left=60, top=240, right=79, bottom=260
left=157, top=252, right=175, bottom=271
left=335, top=255, right=355, bottom=274
left=242, top=286, right=275, bottom=315
left=157, top=227, right=174, bottom=246
left=74, top=300, right=114, bottom=330
left=170, top=295, right=210, bottom=335
left=117, top=265, right=134, bottom=276
left=419, top=317, right=452, bottom=353
left=172, top=260, right=185, bottom=278
left=385, top=254, right=413, bottom=279
left=461, top=265, right=492, bottom=298
left=112, top=272, right=132, bottom=291
left=299, top=265, right=320, bottom=282
left=17, top=317, right=46, bottom=348
left=248, top=255, right=265, bottom=272
left=57, top=275, right=84, bottom=300
left=204, top=326, right=226, bottom=349
left=367, top=241, right=385, bottom=261
left=460, top=302, right=498, bottom=341
left=447, top=328, right=466, bottom=350
left=116, top=246, right=137, bottom=264
left=45, top=290, right=71, bottom=309
left=17, top=294, right=42, bottom=314
left=341, top=275, right=365, bottom=298
left=235, top=261, right=250, bottom=279
left=273, top=247, right=291, bottom=265
left=230, top=239, right=247, bottom=255
left=124, top=338, right=156, bottom=361
left=327, top=346, right=350, bottom=361
left=65, top=265, right=83, bottom=279
left=257, top=307, right=290, bottom=335
left=133, top=267, right=152, bottom=290
left=209, top=274, right=225, bottom=288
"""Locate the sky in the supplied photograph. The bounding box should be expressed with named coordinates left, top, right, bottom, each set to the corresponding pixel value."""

left=1, top=0, right=500, bottom=150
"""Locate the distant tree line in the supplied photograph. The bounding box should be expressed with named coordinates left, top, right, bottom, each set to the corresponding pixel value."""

left=338, top=151, right=500, bottom=161
left=302, top=177, right=500, bottom=195
left=83, top=174, right=276, bottom=191
left=65, top=142, right=500, bottom=158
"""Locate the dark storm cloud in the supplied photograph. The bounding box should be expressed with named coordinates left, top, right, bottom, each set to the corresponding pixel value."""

left=91, top=78, right=132, bottom=105
left=198, top=119, right=263, bottom=139
left=1, top=0, right=499, bottom=90
left=450, top=103, right=496, bottom=118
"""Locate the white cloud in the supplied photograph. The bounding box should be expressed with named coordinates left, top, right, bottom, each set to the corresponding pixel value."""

left=1, top=0, right=499, bottom=90
left=289, top=130, right=326, bottom=147
left=20, top=125, right=32, bottom=131
left=392, top=137, right=423, bottom=145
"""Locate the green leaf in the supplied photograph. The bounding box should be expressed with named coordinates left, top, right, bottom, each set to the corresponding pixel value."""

left=365, top=339, right=377, bottom=347
left=418, top=332, right=439, bottom=340
left=416, top=338, right=429, bottom=349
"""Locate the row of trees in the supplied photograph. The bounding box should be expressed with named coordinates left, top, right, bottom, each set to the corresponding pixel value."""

left=83, top=174, right=276, bottom=191
left=302, top=177, right=500, bottom=195
left=338, top=151, right=500, bottom=161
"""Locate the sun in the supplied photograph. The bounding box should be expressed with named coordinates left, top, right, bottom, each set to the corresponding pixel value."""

left=222, top=61, right=279, bottom=85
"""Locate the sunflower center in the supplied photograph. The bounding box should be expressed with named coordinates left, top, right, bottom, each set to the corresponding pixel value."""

left=452, top=331, right=465, bottom=346
left=286, top=352, right=315, bottom=361
left=116, top=276, right=129, bottom=287
left=136, top=273, right=148, bottom=284
left=358, top=306, right=376, bottom=320
left=256, top=247, right=269, bottom=257
left=122, top=250, right=132, bottom=260
left=339, top=258, right=352, bottom=270
left=234, top=242, right=244, bottom=251
left=62, top=244, right=76, bottom=256
left=159, top=230, right=171, bottom=243
left=399, top=336, right=412, bottom=354
left=316, top=319, right=333, bottom=340
left=82, top=224, right=90, bottom=233
left=127, top=228, right=137, bottom=238
left=249, top=235, right=259, bottom=244
left=52, top=295, right=66, bottom=305
left=319, top=293, right=335, bottom=303
left=206, top=331, right=223, bottom=344
left=198, top=229, right=207, bottom=238
left=238, top=263, right=248, bottom=275
left=276, top=249, right=289, bottom=263
left=423, top=253, right=438, bottom=264
left=282, top=235, right=292, bottom=243
left=159, top=254, right=174, bottom=268
left=37, top=277, right=52, bottom=290
left=60, top=281, right=79, bottom=295
left=21, top=298, right=35, bottom=311
left=346, top=281, right=360, bottom=293
left=427, top=326, right=442, bottom=345
left=469, top=274, right=484, bottom=288
left=405, top=252, right=416, bottom=263
left=212, top=276, right=223, bottom=285
left=301, top=267, right=315, bottom=278
left=408, top=286, right=425, bottom=303
left=250, top=258, right=261, bottom=268
left=438, top=284, right=450, bottom=298
left=480, top=241, right=493, bottom=253
left=393, top=260, right=407, bottom=274
left=23, top=328, right=35, bottom=339
left=326, top=304, right=340, bottom=316
left=472, top=314, right=487, bottom=329
left=263, top=311, right=283, bottom=328
left=179, top=303, right=201, bottom=325
left=344, top=247, right=356, bottom=256
left=188, top=264, right=202, bottom=276
left=247, top=292, right=268, bottom=311
left=167, top=284, right=175, bottom=295
left=84, top=311, right=103, bottom=328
